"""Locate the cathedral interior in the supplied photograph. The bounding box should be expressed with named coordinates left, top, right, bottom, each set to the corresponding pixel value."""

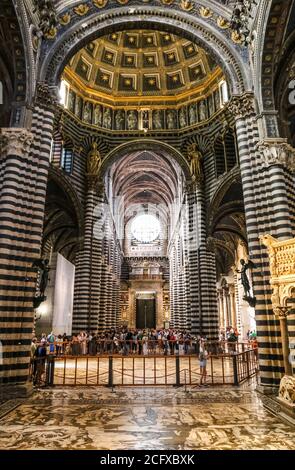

left=0, top=0, right=295, bottom=451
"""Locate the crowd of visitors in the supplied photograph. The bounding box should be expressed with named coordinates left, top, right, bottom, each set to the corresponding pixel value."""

left=31, top=328, right=201, bottom=358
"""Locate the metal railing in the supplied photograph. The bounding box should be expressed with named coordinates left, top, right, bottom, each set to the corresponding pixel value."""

left=37, top=348, right=258, bottom=387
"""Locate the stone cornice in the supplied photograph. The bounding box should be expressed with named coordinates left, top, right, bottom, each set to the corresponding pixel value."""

left=257, top=139, right=295, bottom=172
left=0, top=128, right=34, bottom=158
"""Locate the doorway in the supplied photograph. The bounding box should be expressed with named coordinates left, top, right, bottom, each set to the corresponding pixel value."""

left=136, top=293, right=156, bottom=329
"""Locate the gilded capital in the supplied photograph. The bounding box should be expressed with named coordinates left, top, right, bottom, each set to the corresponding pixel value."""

left=257, top=139, right=295, bottom=172
left=0, top=128, right=34, bottom=158
left=227, top=93, right=255, bottom=120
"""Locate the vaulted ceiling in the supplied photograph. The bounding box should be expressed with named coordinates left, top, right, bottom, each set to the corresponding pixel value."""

left=63, top=29, right=219, bottom=102
left=108, top=149, right=184, bottom=219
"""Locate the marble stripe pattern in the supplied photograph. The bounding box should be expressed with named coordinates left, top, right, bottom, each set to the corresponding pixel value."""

left=0, top=385, right=294, bottom=450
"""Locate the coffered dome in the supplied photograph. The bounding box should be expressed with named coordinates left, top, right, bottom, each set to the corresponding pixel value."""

left=63, top=29, right=220, bottom=103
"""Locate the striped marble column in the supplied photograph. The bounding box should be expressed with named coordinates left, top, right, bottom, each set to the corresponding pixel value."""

left=72, top=178, right=104, bottom=333
left=228, top=93, right=295, bottom=389
left=186, top=186, right=219, bottom=340
left=0, top=85, right=55, bottom=390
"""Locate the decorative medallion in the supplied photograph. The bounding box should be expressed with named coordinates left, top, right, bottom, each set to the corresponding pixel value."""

left=74, top=4, right=90, bottom=16
left=161, top=0, right=174, bottom=4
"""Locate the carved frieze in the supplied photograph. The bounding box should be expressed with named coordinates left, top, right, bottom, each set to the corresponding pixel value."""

left=257, top=140, right=295, bottom=172
left=261, top=234, right=295, bottom=316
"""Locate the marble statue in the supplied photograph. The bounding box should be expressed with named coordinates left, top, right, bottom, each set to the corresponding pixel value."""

left=87, top=142, right=101, bottom=175
left=68, top=91, right=75, bottom=113
left=208, top=95, right=215, bottom=117
left=189, top=104, right=196, bottom=125
left=179, top=107, right=187, bottom=128
left=187, top=143, right=203, bottom=183
left=214, top=89, right=220, bottom=111
left=115, top=110, right=125, bottom=130
left=153, top=110, right=163, bottom=130
left=103, top=107, right=112, bottom=129
left=127, top=110, right=138, bottom=130
left=166, top=109, right=176, bottom=129
left=75, top=96, right=82, bottom=118
left=93, top=105, right=102, bottom=126
left=199, top=100, right=207, bottom=121
left=83, top=101, right=92, bottom=123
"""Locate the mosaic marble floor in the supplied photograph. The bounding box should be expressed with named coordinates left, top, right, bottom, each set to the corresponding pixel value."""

left=53, top=355, right=247, bottom=385
left=0, top=384, right=294, bottom=450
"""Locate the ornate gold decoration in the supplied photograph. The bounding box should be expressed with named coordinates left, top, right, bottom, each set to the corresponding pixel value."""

left=231, top=31, right=243, bottom=44
left=74, top=4, right=90, bottom=16
left=116, top=0, right=129, bottom=3
left=278, top=376, right=295, bottom=404
left=59, top=13, right=71, bottom=25
left=217, top=16, right=230, bottom=29
left=161, top=0, right=174, bottom=4
left=93, top=0, right=108, bottom=8
left=180, top=0, right=193, bottom=11
left=199, top=7, right=213, bottom=18
left=63, top=30, right=223, bottom=103
left=257, top=139, right=295, bottom=173
left=44, top=27, right=57, bottom=39
left=0, top=128, right=34, bottom=158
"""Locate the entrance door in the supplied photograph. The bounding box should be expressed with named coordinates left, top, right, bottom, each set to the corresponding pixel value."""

left=136, top=299, right=156, bottom=329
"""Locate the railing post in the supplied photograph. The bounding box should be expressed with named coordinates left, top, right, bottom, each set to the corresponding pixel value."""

left=46, top=355, right=55, bottom=386
left=108, top=356, right=114, bottom=388
left=174, top=355, right=180, bottom=387
left=233, top=353, right=239, bottom=386
left=246, top=351, right=250, bottom=378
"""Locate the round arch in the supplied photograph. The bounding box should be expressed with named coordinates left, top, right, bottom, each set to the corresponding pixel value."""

left=39, top=7, right=250, bottom=95
left=100, top=139, right=191, bottom=180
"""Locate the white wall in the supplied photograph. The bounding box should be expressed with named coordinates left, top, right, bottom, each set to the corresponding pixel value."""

left=52, top=253, right=75, bottom=335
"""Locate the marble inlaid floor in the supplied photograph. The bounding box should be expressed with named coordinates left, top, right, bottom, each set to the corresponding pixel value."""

left=53, top=355, right=251, bottom=385
left=0, top=385, right=294, bottom=450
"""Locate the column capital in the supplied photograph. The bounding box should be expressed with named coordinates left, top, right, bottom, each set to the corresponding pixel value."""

left=273, top=306, right=290, bottom=318
left=35, top=82, right=59, bottom=111
left=0, top=128, right=34, bottom=158
left=227, top=92, right=255, bottom=120
left=256, top=139, right=295, bottom=172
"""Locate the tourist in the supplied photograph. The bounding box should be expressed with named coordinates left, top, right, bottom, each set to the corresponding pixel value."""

left=199, top=342, right=209, bottom=387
